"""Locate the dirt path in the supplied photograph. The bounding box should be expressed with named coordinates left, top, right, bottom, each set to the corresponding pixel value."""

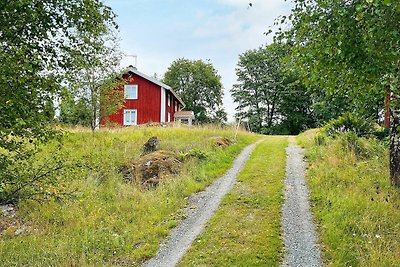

left=142, top=142, right=258, bottom=267
left=282, top=138, right=322, bottom=267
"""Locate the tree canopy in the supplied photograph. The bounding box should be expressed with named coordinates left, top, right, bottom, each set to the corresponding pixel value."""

left=163, top=58, right=227, bottom=123
left=0, top=0, right=120, bottom=203
left=232, top=43, right=315, bottom=134
left=275, top=0, right=400, bottom=185
left=0, top=0, right=118, bottom=142
left=276, top=0, right=398, bottom=113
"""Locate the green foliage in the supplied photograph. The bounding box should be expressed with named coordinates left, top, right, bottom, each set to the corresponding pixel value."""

left=0, top=0, right=119, bottom=203
left=232, top=43, right=315, bottom=134
left=65, top=29, right=125, bottom=132
left=276, top=0, right=398, bottom=123
left=59, top=88, right=92, bottom=127
left=0, top=146, right=73, bottom=205
left=0, top=126, right=261, bottom=266
left=179, top=149, right=208, bottom=161
left=0, top=0, right=118, bottom=142
left=299, top=129, right=399, bottom=266
left=163, top=58, right=227, bottom=123
left=277, top=0, right=400, bottom=184
left=325, top=112, right=374, bottom=137
left=178, top=137, right=288, bottom=266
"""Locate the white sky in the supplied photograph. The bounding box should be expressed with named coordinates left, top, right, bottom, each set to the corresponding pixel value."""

left=104, top=0, right=293, bottom=121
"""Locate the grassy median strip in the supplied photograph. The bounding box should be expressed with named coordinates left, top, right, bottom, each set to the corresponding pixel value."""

left=178, top=136, right=288, bottom=267
left=298, top=130, right=400, bottom=266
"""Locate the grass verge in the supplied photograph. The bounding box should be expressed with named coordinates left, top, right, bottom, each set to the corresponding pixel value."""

left=0, top=125, right=261, bottom=266
left=177, top=136, right=288, bottom=267
left=298, top=130, right=400, bottom=267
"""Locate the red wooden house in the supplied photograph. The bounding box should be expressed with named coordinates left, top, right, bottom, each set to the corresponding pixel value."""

left=102, top=66, right=185, bottom=126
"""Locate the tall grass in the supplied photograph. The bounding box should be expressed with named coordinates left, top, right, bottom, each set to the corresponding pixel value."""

left=298, top=130, right=400, bottom=267
left=0, top=125, right=261, bottom=266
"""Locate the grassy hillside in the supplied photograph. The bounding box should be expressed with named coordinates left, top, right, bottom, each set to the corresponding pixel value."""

left=178, top=136, right=288, bottom=266
left=0, top=125, right=261, bottom=266
left=298, top=130, right=400, bottom=267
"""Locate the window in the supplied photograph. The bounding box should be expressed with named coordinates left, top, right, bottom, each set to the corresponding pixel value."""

left=124, top=85, right=138, bottom=99
left=123, top=109, right=137, bottom=126
left=168, top=94, right=171, bottom=106
left=168, top=112, right=171, bottom=122
left=175, top=101, right=178, bottom=112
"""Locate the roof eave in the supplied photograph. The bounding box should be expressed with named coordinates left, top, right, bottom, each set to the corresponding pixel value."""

left=126, top=66, right=185, bottom=107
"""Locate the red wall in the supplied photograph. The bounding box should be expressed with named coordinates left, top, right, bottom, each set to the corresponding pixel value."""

left=165, top=92, right=182, bottom=122
left=104, top=72, right=161, bottom=126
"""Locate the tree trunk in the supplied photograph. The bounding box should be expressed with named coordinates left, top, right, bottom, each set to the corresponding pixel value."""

left=390, top=113, right=400, bottom=186
left=384, top=85, right=391, bottom=129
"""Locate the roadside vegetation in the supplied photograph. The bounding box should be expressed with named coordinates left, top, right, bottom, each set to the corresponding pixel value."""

left=178, top=136, right=288, bottom=266
left=0, top=125, right=260, bottom=266
left=298, top=129, right=400, bottom=266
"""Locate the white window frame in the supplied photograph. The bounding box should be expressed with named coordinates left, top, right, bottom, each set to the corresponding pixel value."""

left=124, top=85, right=138, bottom=99
left=168, top=94, right=171, bottom=106
left=174, top=101, right=178, bottom=112
left=123, top=109, right=137, bottom=126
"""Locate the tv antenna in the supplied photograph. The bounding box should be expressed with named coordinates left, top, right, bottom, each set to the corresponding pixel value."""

left=124, top=54, right=137, bottom=68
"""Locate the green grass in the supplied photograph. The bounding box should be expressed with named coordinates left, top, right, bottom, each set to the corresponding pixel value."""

left=0, top=125, right=261, bottom=266
left=298, top=130, right=400, bottom=267
left=177, top=136, right=288, bottom=267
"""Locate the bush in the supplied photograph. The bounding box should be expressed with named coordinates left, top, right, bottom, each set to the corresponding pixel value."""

left=0, top=142, right=75, bottom=205
left=338, top=132, right=387, bottom=159
left=179, top=149, right=208, bottom=161
left=325, top=112, right=374, bottom=137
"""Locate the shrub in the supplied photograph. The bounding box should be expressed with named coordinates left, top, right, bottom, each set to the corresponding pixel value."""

left=338, top=132, right=387, bottom=159
left=0, top=142, right=76, bottom=205
left=179, top=149, right=208, bottom=161
left=325, top=112, right=374, bottom=137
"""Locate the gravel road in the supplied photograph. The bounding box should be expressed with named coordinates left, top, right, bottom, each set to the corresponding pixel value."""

left=282, top=139, right=322, bottom=267
left=142, top=142, right=258, bottom=267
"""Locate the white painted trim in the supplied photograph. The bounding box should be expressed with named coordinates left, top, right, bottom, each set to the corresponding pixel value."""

left=124, top=85, right=138, bottom=99
left=160, top=87, right=166, bottom=123
left=123, top=109, right=137, bottom=126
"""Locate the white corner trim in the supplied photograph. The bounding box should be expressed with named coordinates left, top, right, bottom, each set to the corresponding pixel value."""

left=160, top=87, right=166, bottom=123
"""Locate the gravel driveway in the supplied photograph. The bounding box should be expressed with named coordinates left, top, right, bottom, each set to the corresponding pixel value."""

left=282, top=139, right=322, bottom=267
left=142, top=142, right=258, bottom=267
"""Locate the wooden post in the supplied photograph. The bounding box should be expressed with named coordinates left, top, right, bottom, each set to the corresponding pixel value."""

left=384, top=85, right=391, bottom=129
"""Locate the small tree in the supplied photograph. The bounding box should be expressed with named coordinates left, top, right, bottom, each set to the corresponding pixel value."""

left=163, top=58, right=227, bottom=124
left=0, top=0, right=119, bottom=203
left=66, top=31, right=125, bottom=132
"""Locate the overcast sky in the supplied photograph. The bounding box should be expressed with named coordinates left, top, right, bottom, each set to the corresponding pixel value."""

left=104, top=0, right=293, bottom=121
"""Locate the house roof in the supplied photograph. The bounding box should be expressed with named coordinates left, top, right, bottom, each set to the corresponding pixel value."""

left=125, top=66, right=185, bottom=107
left=174, top=111, right=195, bottom=118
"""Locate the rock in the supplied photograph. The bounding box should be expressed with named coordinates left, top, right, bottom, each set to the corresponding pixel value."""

left=142, top=136, right=159, bottom=155
left=122, top=150, right=182, bottom=187
left=0, top=204, right=16, bottom=218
